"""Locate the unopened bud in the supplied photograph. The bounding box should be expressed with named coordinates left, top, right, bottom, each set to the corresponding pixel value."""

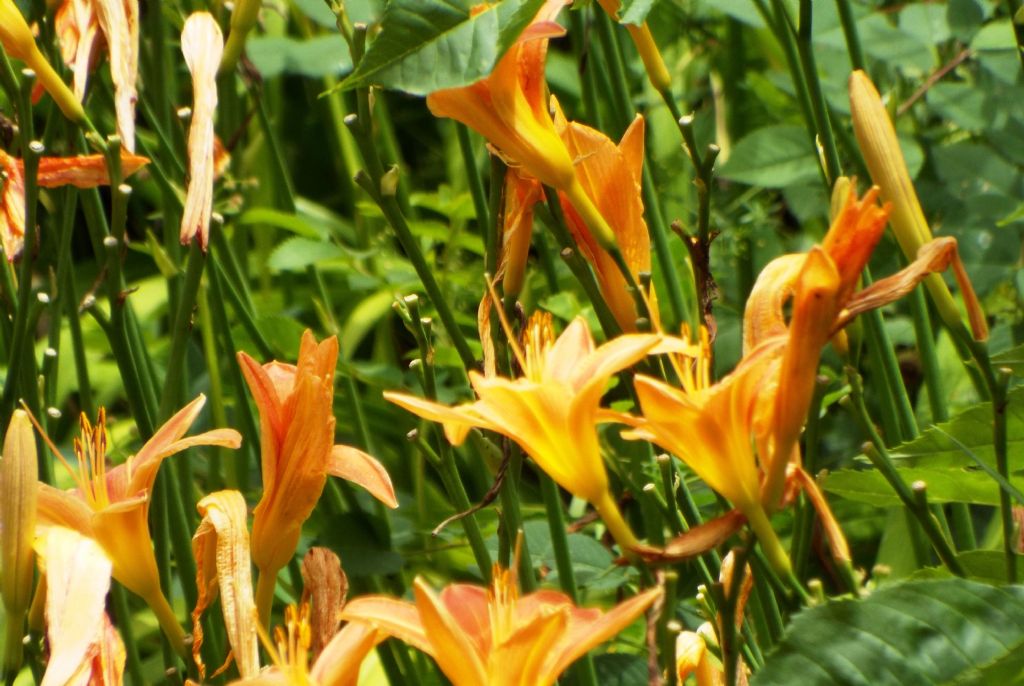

left=1, top=410, right=38, bottom=670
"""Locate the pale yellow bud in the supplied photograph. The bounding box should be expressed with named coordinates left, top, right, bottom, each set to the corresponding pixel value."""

left=1, top=410, right=38, bottom=671
left=849, top=70, right=987, bottom=341
left=220, top=0, right=261, bottom=73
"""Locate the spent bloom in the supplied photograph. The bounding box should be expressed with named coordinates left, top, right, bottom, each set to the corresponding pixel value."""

left=35, top=395, right=241, bottom=655
left=0, top=147, right=149, bottom=258
left=180, top=12, right=225, bottom=249
left=343, top=564, right=662, bottom=686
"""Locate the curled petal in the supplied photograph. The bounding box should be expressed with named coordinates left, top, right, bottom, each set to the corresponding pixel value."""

left=192, top=490, right=259, bottom=680
left=328, top=445, right=398, bottom=509
left=180, top=12, right=224, bottom=249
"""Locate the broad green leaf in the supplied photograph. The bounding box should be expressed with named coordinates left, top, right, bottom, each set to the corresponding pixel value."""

left=338, top=0, right=546, bottom=95
left=910, top=551, right=1024, bottom=585
left=267, top=237, right=347, bottom=272
left=992, top=341, right=1024, bottom=373
left=752, top=579, right=1024, bottom=685
left=340, top=289, right=398, bottom=360
left=618, top=0, right=659, bottom=25
left=823, top=385, right=1024, bottom=507
left=593, top=654, right=648, bottom=685
left=823, top=466, right=1024, bottom=507
left=718, top=125, right=820, bottom=188
left=248, top=36, right=352, bottom=78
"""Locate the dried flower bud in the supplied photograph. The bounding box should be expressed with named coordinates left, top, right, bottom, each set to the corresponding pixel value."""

left=301, top=547, right=348, bottom=657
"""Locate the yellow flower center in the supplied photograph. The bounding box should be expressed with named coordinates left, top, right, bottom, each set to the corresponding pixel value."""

left=487, top=564, right=520, bottom=647
left=259, top=603, right=314, bottom=685
left=521, top=311, right=555, bottom=382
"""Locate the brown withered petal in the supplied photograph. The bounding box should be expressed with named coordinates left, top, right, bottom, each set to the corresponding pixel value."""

left=301, top=547, right=348, bottom=658
left=192, top=490, right=260, bottom=680
left=180, top=12, right=224, bottom=249
left=833, top=237, right=984, bottom=335
left=632, top=510, right=746, bottom=564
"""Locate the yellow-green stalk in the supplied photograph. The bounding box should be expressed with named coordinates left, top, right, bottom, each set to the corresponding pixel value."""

left=0, top=0, right=85, bottom=122
left=220, top=0, right=261, bottom=73
left=848, top=70, right=987, bottom=341
left=596, top=0, right=672, bottom=92
left=1, top=410, right=37, bottom=673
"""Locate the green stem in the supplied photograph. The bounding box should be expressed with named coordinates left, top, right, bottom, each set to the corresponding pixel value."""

left=843, top=369, right=966, bottom=576
left=834, top=0, right=866, bottom=70
left=795, top=0, right=841, bottom=185
left=255, top=567, right=278, bottom=628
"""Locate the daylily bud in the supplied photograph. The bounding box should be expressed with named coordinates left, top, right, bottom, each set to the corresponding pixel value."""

left=0, top=0, right=86, bottom=122
left=849, top=70, right=987, bottom=341
left=1, top=410, right=38, bottom=672
left=300, top=547, right=347, bottom=658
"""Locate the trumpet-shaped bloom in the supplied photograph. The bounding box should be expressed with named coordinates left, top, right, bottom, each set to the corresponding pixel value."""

left=343, top=566, right=661, bottom=686
left=180, top=12, right=224, bottom=249
left=427, top=0, right=575, bottom=192
left=35, top=395, right=241, bottom=655
left=0, top=147, right=149, bottom=258
left=0, top=0, right=85, bottom=121
left=232, top=604, right=383, bottom=686
left=239, top=331, right=397, bottom=621
left=554, top=106, right=651, bottom=330
left=37, top=526, right=125, bottom=686
left=386, top=313, right=673, bottom=548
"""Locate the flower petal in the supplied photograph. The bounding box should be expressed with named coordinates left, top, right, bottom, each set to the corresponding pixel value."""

left=328, top=444, right=398, bottom=509
left=340, top=595, right=432, bottom=656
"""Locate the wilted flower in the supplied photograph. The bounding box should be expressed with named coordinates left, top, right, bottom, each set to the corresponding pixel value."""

left=192, top=490, right=260, bottom=680
left=0, top=147, right=149, bottom=258
left=180, top=12, right=224, bottom=249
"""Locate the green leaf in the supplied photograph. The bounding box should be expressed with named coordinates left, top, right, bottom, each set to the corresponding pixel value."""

left=592, top=654, right=648, bottom=685
left=248, top=36, right=352, bottom=78
left=718, top=125, right=820, bottom=188
left=338, top=0, right=546, bottom=95
left=267, top=237, right=347, bottom=272
left=823, top=385, right=1024, bottom=507
left=752, top=579, right=1024, bottom=685
left=618, top=0, right=659, bottom=25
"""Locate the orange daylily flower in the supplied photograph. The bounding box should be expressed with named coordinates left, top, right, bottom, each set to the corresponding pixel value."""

left=428, top=0, right=574, bottom=192
left=342, top=564, right=661, bottom=686
left=676, top=629, right=726, bottom=686
left=34, top=395, right=242, bottom=656
left=36, top=526, right=125, bottom=686
left=231, top=604, right=384, bottom=686
left=238, top=330, right=397, bottom=625
left=0, top=147, right=149, bottom=258
left=427, top=0, right=619, bottom=250
left=0, top=0, right=85, bottom=122
left=554, top=106, right=651, bottom=331
left=386, top=312, right=679, bottom=550
left=180, top=12, right=224, bottom=249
